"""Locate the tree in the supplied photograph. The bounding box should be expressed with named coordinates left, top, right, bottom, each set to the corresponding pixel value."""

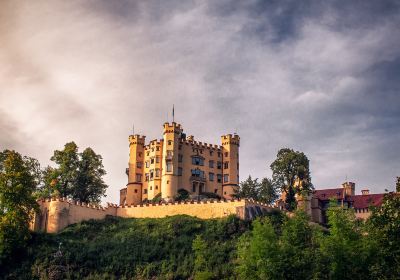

left=43, top=142, right=108, bottom=204
left=396, top=177, right=400, bottom=193
left=192, top=235, right=213, bottom=280
left=235, top=176, right=259, bottom=201
left=0, top=150, right=39, bottom=264
left=270, top=148, right=313, bottom=211
left=236, top=218, right=280, bottom=279
left=234, top=176, right=278, bottom=205
left=258, top=178, right=279, bottom=205
left=367, top=192, right=400, bottom=279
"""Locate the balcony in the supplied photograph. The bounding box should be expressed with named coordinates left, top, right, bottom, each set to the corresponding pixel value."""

left=190, top=176, right=206, bottom=182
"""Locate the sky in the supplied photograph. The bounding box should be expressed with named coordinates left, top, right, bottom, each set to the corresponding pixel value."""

left=1, top=0, right=399, bottom=203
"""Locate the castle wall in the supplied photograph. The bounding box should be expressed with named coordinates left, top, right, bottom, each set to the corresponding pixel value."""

left=31, top=198, right=118, bottom=233
left=31, top=199, right=274, bottom=233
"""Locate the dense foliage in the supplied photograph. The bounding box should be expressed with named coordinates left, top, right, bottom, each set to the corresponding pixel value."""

left=39, top=142, right=107, bottom=204
left=234, top=176, right=278, bottom=204
left=270, top=148, right=313, bottom=210
left=0, top=150, right=39, bottom=265
left=2, top=215, right=253, bottom=279
left=1, top=194, right=400, bottom=279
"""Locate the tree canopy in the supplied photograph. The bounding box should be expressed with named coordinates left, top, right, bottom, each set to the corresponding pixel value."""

left=42, top=142, right=108, bottom=204
left=235, top=176, right=278, bottom=205
left=0, top=150, right=39, bottom=264
left=270, top=148, right=313, bottom=210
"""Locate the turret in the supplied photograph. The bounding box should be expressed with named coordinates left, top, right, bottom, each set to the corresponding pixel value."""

left=161, top=122, right=182, bottom=201
left=342, top=181, right=355, bottom=197
left=126, top=134, right=145, bottom=205
left=221, top=133, right=240, bottom=199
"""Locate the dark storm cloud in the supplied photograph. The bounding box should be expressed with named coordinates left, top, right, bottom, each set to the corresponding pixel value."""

left=0, top=0, right=399, bottom=202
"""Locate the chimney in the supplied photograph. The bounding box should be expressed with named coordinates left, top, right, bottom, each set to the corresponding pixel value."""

left=361, top=189, right=370, bottom=195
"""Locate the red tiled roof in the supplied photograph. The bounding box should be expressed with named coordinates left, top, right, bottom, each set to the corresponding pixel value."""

left=314, top=188, right=344, bottom=201
left=350, top=194, right=385, bottom=209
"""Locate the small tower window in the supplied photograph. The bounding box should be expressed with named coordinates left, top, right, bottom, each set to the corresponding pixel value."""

left=217, top=161, right=222, bottom=169
left=134, top=189, right=138, bottom=193
left=225, top=152, right=228, bottom=157
left=209, top=160, right=214, bottom=168
left=224, top=162, right=229, bottom=169
left=168, top=140, right=172, bottom=145
left=224, top=174, right=229, bottom=183
left=144, top=189, right=147, bottom=194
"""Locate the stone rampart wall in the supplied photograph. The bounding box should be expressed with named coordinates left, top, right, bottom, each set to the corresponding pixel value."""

left=31, top=198, right=274, bottom=233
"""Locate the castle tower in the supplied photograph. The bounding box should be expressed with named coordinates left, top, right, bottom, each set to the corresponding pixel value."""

left=342, top=181, right=355, bottom=197
left=161, top=122, right=182, bottom=201
left=221, top=134, right=240, bottom=199
left=125, top=134, right=145, bottom=205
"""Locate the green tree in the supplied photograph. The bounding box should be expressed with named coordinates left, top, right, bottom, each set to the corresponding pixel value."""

left=235, top=176, right=278, bottom=204
left=43, top=142, right=107, bottom=204
left=396, top=176, right=400, bottom=193
left=74, top=147, right=107, bottom=204
left=258, top=177, right=278, bottom=204
left=270, top=148, right=313, bottom=211
left=0, top=150, right=39, bottom=264
left=235, top=176, right=259, bottom=200
left=236, top=218, right=280, bottom=279
left=367, top=192, right=400, bottom=279
left=318, top=202, right=370, bottom=280
left=192, top=235, right=213, bottom=280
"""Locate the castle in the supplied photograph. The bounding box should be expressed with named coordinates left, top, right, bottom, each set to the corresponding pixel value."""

left=120, top=122, right=240, bottom=205
left=31, top=122, right=275, bottom=233
left=30, top=121, right=389, bottom=233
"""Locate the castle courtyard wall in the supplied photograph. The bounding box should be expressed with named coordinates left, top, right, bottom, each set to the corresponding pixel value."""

left=31, top=199, right=274, bottom=233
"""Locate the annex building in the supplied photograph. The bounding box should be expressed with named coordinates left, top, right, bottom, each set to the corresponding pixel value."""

left=119, top=122, right=240, bottom=205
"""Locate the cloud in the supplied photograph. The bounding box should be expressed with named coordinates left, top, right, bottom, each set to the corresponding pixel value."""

left=1, top=0, right=399, bottom=203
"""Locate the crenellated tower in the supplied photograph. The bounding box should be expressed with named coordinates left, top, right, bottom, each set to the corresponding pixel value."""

left=161, top=122, right=182, bottom=201
left=221, top=133, right=240, bottom=199
left=124, top=134, right=145, bottom=205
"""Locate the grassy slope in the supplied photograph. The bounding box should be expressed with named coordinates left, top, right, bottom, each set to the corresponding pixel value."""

left=6, top=215, right=252, bottom=280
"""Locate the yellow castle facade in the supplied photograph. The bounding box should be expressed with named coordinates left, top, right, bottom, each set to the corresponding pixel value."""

left=120, top=122, right=240, bottom=205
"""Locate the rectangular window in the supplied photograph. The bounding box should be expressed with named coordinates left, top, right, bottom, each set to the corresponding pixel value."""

left=209, top=160, right=214, bottom=168
left=138, top=152, right=142, bottom=157
left=167, top=150, right=173, bottom=156
left=145, top=173, right=149, bottom=182
left=224, top=152, right=228, bottom=157
left=224, top=162, right=229, bottom=169
left=218, top=152, right=221, bottom=157
left=136, top=174, right=142, bottom=182
left=209, top=172, right=214, bottom=181
left=150, top=170, right=154, bottom=180
left=217, top=161, right=222, bottom=169
left=192, top=157, right=204, bottom=166
left=178, top=154, right=183, bottom=162
left=150, top=158, right=154, bottom=164
left=192, top=183, right=196, bottom=192
left=224, top=174, right=229, bottom=183
left=155, top=169, right=160, bottom=177
left=210, top=151, right=213, bottom=156
left=178, top=167, right=183, bottom=176
left=191, top=169, right=204, bottom=178
left=137, top=162, right=142, bottom=169
left=166, top=161, right=172, bottom=172
left=168, top=140, right=172, bottom=145
left=156, top=146, right=160, bottom=151
left=156, top=156, right=160, bottom=163
left=144, top=189, right=147, bottom=194
left=217, top=174, right=222, bottom=183
left=145, top=161, right=150, bottom=168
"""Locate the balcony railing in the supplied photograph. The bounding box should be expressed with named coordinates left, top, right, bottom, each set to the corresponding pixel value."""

left=190, top=176, right=206, bottom=182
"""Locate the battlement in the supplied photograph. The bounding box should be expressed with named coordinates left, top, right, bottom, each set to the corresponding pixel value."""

left=180, top=138, right=222, bottom=150
left=129, top=134, right=146, bottom=145
left=221, top=134, right=240, bottom=146
left=163, top=122, right=183, bottom=133
left=31, top=197, right=275, bottom=233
